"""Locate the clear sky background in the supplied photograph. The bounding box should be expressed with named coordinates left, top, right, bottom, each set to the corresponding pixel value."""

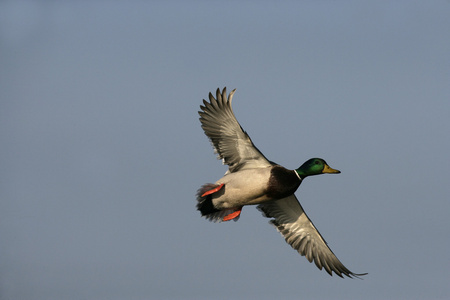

left=1, top=1, right=450, bottom=299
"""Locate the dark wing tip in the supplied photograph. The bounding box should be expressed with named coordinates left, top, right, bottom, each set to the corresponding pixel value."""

left=325, top=264, right=368, bottom=279
left=347, top=272, right=368, bottom=279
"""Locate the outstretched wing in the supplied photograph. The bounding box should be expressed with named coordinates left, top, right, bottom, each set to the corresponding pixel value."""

left=199, top=88, right=272, bottom=173
left=258, top=195, right=367, bottom=278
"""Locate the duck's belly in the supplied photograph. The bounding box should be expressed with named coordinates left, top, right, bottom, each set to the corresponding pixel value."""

left=212, top=168, right=273, bottom=208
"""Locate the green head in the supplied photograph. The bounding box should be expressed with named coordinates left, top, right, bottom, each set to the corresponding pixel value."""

left=295, top=158, right=340, bottom=179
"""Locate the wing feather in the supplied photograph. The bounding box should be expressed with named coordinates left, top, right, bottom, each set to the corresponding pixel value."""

left=199, top=88, right=272, bottom=173
left=258, top=195, right=367, bottom=278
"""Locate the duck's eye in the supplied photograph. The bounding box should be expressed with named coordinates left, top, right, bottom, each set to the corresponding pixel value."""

left=315, top=161, right=320, bottom=164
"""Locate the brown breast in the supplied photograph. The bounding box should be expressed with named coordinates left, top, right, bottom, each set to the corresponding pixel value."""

left=265, top=165, right=301, bottom=200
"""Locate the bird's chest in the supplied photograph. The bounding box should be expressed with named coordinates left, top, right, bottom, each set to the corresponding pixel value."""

left=265, top=166, right=301, bottom=199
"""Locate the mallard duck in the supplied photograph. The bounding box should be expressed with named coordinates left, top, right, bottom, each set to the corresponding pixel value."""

left=197, top=88, right=366, bottom=278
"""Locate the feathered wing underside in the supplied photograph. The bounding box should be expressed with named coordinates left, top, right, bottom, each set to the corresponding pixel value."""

left=257, top=195, right=367, bottom=278
left=199, top=88, right=272, bottom=173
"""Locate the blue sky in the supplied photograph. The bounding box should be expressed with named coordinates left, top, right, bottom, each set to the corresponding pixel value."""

left=1, top=1, right=450, bottom=299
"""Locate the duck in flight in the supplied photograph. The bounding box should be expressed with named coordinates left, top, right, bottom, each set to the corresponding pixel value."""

left=197, top=88, right=367, bottom=278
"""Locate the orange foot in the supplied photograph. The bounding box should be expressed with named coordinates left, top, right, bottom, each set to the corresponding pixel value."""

left=201, top=183, right=225, bottom=197
left=223, top=207, right=243, bottom=222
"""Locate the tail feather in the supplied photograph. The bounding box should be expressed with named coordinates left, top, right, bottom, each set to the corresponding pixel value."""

left=196, top=183, right=240, bottom=222
left=196, top=183, right=221, bottom=215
